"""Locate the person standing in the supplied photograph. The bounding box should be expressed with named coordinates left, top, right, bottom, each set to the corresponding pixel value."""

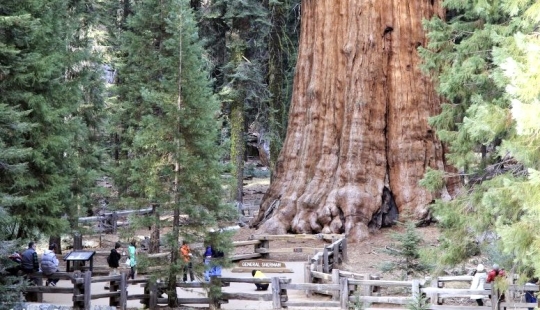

left=203, top=245, right=213, bottom=282
left=487, top=264, right=506, bottom=283
left=21, top=241, right=39, bottom=285
left=41, top=243, right=60, bottom=286
left=105, top=242, right=122, bottom=290
left=470, top=264, right=488, bottom=306
left=128, top=240, right=137, bottom=280
left=180, top=240, right=194, bottom=282
left=211, top=248, right=224, bottom=278
left=107, top=242, right=123, bottom=275
left=487, top=264, right=507, bottom=308
left=524, top=277, right=538, bottom=310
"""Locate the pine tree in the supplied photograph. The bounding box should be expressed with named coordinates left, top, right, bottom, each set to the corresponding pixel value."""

left=380, top=222, right=431, bottom=280
left=420, top=0, right=540, bottom=273
left=111, top=0, right=236, bottom=306
left=0, top=102, right=33, bottom=239
left=0, top=0, right=106, bottom=239
left=0, top=239, right=25, bottom=307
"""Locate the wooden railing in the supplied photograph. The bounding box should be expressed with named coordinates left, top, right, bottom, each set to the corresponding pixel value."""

left=13, top=271, right=126, bottom=308
left=78, top=207, right=154, bottom=234
left=232, top=233, right=345, bottom=262
left=17, top=270, right=539, bottom=309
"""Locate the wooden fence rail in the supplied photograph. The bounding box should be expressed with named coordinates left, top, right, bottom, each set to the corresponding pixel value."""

left=17, top=270, right=540, bottom=309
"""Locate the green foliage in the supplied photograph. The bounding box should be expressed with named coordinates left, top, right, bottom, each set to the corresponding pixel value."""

left=407, top=293, right=430, bottom=310
left=0, top=240, right=26, bottom=307
left=0, top=210, right=25, bottom=306
left=380, top=222, right=431, bottom=279
left=419, top=168, right=445, bottom=193
left=108, top=1, right=237, bottom=304
left=0, top=0, right=106, bottom=239
left=244, top=162, right=271, bottom=178
left=421, top=0, right=540, bottom=276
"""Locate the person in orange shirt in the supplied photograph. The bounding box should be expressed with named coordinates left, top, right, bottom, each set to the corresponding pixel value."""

left=180, top=241, right=194, bottom=282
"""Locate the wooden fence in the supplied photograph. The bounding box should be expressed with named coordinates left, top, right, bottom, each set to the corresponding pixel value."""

left=232, top=233, right=346, bottom=262
left=28, top=232, right=538, bottom=309
left=17, top=268, right=540, bottom=309
left=71, top=233, right=346, bottom=274
left=15, top=271, right=127, bottom=308
left=78, top=208, right=154, bottom=234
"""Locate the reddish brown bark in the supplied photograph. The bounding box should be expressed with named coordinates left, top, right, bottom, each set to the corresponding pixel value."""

left=252, top=0, right=454, bottom=241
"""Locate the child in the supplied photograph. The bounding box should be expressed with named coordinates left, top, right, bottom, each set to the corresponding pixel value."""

left=252, top=269, right=269, bottom=291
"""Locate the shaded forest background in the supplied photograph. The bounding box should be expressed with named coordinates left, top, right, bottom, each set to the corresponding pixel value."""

left=1, top=0, right=540, bottom=306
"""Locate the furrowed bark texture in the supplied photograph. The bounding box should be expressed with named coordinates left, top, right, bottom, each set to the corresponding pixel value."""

left=253, top=0, right=453, bottom=241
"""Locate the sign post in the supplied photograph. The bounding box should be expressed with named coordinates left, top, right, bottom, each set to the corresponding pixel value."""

left=64, top=251, right=96, bottom=272
left=232, top=259, right=293, bottom=273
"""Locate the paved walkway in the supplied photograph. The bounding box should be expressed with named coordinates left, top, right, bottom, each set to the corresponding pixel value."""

left=42, top=262, right=308, bottom=309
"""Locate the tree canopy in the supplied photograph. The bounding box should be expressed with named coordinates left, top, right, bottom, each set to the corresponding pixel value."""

left=3, top=0, right=540, bottom=294
left=420, top=0, right=540, bottom=274
left=0, top=0, right=106, bottom=239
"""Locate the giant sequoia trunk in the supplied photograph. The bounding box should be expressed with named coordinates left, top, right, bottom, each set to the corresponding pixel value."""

left=252, top=0, right=455, bottom=241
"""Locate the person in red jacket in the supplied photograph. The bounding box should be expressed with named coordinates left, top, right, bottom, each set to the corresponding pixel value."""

left=486, top=264, right=505, bottom=283
left=486, top=264, right=506, bottom=305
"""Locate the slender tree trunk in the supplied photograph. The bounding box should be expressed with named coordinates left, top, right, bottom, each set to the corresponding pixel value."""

left=253, top=0, right=455, bottom=241
left=149, top=204, right=160, bottom=254
left=48, top=236, right=62, bottom=255
left=231, top=101, right=245, bottom=204
left=267, top=0, right=287, bottom=176
left=168, top=8, right=183, bottom=307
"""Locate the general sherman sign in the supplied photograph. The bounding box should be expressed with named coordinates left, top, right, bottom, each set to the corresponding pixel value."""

left=239, top=260, right=286, bottom=268
left=232, top=259, right=293, bottom=273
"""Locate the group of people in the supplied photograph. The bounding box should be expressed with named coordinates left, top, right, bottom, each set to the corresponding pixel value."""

left=106, top=240, right=137, bottom=279
left=107, top=239, right=226, bottom=284
left=7, top=241, right=60, bottom=287
left=9, top=239, right=269, bottom=292
left=470, top=263, right=537, bottom=309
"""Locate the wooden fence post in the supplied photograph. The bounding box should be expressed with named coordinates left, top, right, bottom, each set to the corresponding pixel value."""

left=332, top=268, right=340, bottom=300
left=491, top=286, right=501, bottom=310
left=412, top=279, right=420, bottom=301
left=340, top=276, right=349, bottom=310
left=72, top=233, right=83, bottom=272
left=110, top=274, right=118, bottom=307
left=72, top=271, right=82, bottom=309
left=323, top=247, right=329, bottom=273
left=430, top=276, right=441, bottom=305
left=341, top=238, right=348, bottom=263
left=149, top=281, right=158, bottom=309
left=83, top=271, right=92, bottom=310
left=272, top=277, right=282, bottom=309
left=304, top=263, right=313, bottom=297
left=119, top=272, right=127, bottom=310
left=333, top=242, right=340, bottom=266
left=111, top=211, right=118, bottom=234
left=260, top=239, right=270, bottom=259
left=362, top=274, right=372, bottom=297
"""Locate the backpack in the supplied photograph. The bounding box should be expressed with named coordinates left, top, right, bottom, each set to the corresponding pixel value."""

left=106, top=252, right=112, bottom=267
